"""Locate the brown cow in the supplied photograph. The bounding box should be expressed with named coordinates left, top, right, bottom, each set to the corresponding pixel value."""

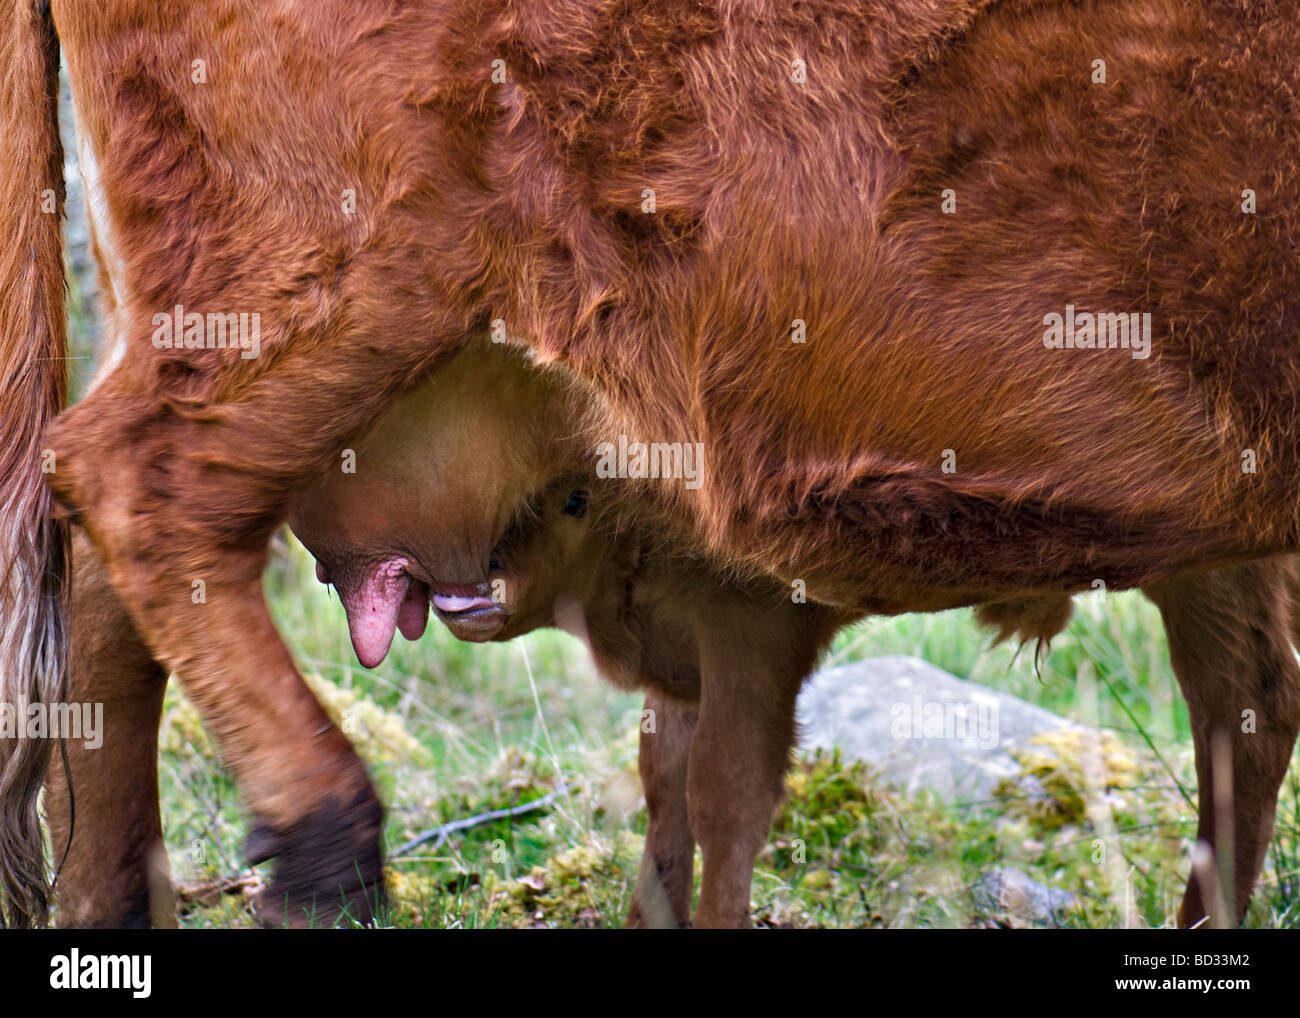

left=5, top=0, right=1300, bottom=927
left=51, top=341, right=1300, bottom=930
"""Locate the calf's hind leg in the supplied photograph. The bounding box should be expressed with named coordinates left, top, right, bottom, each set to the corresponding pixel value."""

left=1144, top=558, right=1300, bottom=927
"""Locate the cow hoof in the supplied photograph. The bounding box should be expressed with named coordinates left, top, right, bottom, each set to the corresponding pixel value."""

left=247, top=788, right=386, bottom=928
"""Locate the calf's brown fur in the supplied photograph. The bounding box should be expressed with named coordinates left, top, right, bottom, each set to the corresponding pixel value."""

left=5, top=0, right=1300, bottom=925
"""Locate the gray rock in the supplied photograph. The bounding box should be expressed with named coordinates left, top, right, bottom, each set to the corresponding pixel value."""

left=796, top=655, right=1079, bottom=802
left=969, top=867, right=1079, bottom=926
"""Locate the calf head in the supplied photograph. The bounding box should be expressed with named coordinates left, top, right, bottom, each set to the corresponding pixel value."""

left=288, top=342, right=591, bottom=666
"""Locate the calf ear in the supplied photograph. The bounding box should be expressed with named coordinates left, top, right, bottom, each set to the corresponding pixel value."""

left=562, top=489, right=590, bottom=518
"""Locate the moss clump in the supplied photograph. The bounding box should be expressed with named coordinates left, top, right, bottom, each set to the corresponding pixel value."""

left=305, top=674, right=428, bottom=768
left=768, top=748, right=895, bottom=869
left=418, top=747, right=562, bottom=835
left=494, top=830, right=644, bottom=928
left=747, top=749, right=909, bottom=928
left=158, top=684, right=212, bottom=758
left=994, top=727, right=1149, bottom=830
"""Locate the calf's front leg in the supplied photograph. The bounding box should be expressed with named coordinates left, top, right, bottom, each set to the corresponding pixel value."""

left=627, top=689, right=698, bottom=928
left=687, top=597, right=836, bottom=928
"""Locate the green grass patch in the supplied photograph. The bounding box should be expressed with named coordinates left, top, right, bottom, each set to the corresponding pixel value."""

left=157, top=533, right=1299, bottom=928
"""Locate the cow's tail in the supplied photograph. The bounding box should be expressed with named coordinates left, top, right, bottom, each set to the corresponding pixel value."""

left=0, top=0, right=70, bottom=928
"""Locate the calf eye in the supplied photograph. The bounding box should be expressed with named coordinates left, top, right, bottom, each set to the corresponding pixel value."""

left=562, top=489, right=589, bottom=518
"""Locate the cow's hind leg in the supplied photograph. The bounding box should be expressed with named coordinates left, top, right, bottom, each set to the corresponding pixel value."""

left=1144, top=558, right=1300, bottom=927
left=627, top=689, right=698, bottom=928
left=45, top=529, right=172, bottom=928
left=45, top=325, right=449, bottom=925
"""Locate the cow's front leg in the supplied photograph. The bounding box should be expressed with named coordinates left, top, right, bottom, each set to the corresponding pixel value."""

left=627, top=689, right=698, bottom=928
left=686, top=597, right=835, bottom=929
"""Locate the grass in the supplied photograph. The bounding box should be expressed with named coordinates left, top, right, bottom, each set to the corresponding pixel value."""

left=158, top=532, right=1300, bottom=929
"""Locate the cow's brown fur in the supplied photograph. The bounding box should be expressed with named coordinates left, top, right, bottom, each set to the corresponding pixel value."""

left=1144, top=561, right=1300, bottom=927
left=5, top=0, right=1300, bottom=925
left=0, top=0, right=69, bottom=928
